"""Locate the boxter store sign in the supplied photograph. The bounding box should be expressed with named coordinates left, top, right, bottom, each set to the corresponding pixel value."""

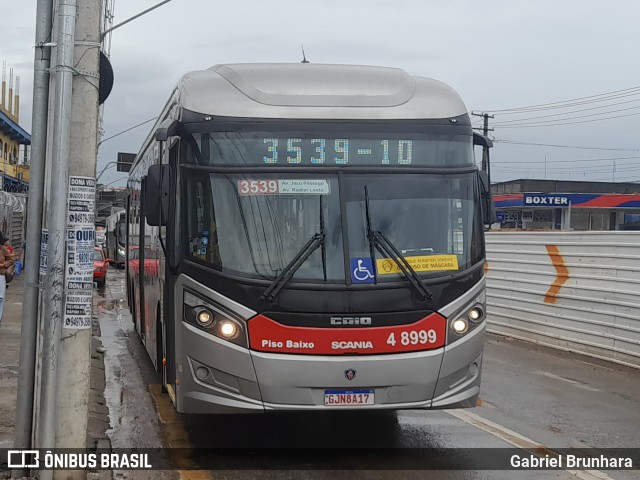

left=524, top=193, right=571, bottom=207
left=524, top=194, right=570, bottom=207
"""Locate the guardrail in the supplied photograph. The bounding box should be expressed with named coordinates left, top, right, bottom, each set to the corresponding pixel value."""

left=485, top=231, right=640, bottom=368
left=0, top=191, right=26, bottom=246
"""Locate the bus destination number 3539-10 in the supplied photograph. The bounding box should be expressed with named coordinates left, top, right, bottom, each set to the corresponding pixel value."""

left=261, top=138, right=413, bottom=165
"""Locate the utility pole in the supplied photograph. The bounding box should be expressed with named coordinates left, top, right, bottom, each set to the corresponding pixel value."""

left=472, top=112, right=494, bottom=183
left=33, top=1, right=100, bottom=479
left=36, top=2, right=78, bottom=472
left=13, top=1, right=53, bottom=477
left=14, top=2, right=173, bottom=476
left=54, top=0, right=102, bottom=470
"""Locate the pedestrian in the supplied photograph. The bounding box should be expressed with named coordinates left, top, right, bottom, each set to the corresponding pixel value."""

left=4, top=238, right=14, bottom=255
left=0, top=232, right=14, bottom=323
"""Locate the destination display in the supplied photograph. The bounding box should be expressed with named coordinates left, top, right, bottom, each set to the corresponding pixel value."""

left=260, top=138, right=414, bottom=165
left=200, top=133, right=474, bottom=167
left=237, top=179, right=330, bottom=195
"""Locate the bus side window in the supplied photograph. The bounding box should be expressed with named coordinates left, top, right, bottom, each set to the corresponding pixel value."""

left=188, top=178, right=221, bottom=268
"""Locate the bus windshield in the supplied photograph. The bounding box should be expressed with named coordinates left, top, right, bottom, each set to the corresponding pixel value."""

left=183, top=171, right=481, bottom=283
left=344, top=173, right=481, bottom=281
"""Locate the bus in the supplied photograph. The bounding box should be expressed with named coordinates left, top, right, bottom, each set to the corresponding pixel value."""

left=95, top=224, right=106, bottom=248
left=105, top=209, right=126, bottom=267
left=126, top=63, right=495, bottom=414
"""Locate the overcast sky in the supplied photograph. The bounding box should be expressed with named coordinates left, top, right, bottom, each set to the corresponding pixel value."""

left=2, top=0, right=640, bottom=187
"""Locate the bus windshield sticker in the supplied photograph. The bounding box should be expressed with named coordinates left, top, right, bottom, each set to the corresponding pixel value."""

left=190, top=236, right=209, bottom=257
left=376, top=255, right=459, bottom=274
left=237, top=179, right=330, bottom=196
left=351, top=258, right=376, bottom=283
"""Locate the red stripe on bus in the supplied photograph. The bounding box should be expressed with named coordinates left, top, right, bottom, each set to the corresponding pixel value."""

left=248, top=313, right=447, bottom=355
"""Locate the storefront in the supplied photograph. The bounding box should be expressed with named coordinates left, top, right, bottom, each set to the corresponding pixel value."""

left=492, top=181, right=640, bottom=231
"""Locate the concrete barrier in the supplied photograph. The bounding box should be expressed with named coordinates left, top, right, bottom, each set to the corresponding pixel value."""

left=485, top=231, right=640, bottom=368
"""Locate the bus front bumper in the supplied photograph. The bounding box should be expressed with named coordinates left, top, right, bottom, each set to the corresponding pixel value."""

left=176, top=322, right=484, bottom=414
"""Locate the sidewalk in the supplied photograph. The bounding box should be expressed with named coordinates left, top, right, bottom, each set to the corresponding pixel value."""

left=0, top=274, right=25, bottom=448
left=0, top=274, right=110, bottom=453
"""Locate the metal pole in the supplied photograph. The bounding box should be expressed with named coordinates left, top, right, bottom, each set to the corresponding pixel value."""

left=37, top=0, right=77, bottom=472
left=471, top=111, right=493, bottom=177
left=481, top=114, right=494, bottom=186
left=12, top=1, right=53, bottom=476
left=101, top=0, right=173, bottom=38
left=96, top=160, right=117, bottom=182
left=53, top=2, right=101, bottom=476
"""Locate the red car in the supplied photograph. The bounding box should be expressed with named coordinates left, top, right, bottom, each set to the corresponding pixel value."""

left=94, top=247, right=111, bottom=287
left=127, top=246, right=160, bottom=277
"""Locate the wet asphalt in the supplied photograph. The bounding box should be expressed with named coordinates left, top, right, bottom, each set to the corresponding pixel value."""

left=95, top=269, right=640, bottom=479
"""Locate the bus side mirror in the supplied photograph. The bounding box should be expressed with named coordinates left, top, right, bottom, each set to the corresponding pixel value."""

left=473, top=132, right=493, bottom=148
left=155, top=119, right=180, bottom=142
left=478, top=170, right=496, bottom=229
left=145, top=164, right=171, bottom=226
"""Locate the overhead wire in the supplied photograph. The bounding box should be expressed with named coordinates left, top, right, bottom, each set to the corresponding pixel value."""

left=493, top=139, right=639, bottom=152
left=99, top=117, right=157, bottom=145
left=487, top=90, right=640, bottom=114
left=475, top=87, right=640, bottom=165
left=471, top=88, right=640, bottom=184
left=492, top=103, right=640, bottom=126
left=491, top=96, right=640, bottom=121
left=492, top=165, right=639, bottom=173
left=493, top=111, right=640, bottom=128
left=493, top=155, right=640, bottom=164
left=482, top=86, right=640, bottom=114
left=492, top=163, right=640, bottom=174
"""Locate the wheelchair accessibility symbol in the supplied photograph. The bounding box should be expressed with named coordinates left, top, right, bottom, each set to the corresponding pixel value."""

left=351, top=258, right=376, bottom=283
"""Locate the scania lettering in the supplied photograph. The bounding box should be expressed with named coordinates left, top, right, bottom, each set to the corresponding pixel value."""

left=332, top=341, right=374, bottom=350
left=126, top=63, right=495, bottom=413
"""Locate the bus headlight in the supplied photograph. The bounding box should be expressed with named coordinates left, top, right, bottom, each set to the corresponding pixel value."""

left=452, top=318, right=469, bottom=334
left=446, top=298, right=486, bottom=344
left=468, top=306, right=483, bottom=323
left=196, top=309, right=214, bottom=327
left=218, top=320, right=239, bottom=339
left=184, top=290, right=247, bottom=347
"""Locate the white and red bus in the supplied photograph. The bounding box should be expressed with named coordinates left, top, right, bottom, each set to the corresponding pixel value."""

left=127, top=63, right=494, bottom=413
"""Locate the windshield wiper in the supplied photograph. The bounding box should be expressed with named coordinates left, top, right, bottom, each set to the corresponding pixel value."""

left=261, top=196, right=326, bottom=302
left=364, top=186, right=433, bottom=302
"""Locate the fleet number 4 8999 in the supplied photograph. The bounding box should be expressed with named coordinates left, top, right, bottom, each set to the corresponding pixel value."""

left=386, top=330, right=437, bottom=347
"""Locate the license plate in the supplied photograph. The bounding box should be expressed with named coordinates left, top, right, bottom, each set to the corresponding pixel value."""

left=324, top=389, right=375, bottom=406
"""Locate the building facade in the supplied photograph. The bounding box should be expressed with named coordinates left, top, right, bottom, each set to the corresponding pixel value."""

left=0, top=65, right=30, bottom=246
left=0, top=65, right=30, bottom=193
left=492, top=179, right=640, bottom=231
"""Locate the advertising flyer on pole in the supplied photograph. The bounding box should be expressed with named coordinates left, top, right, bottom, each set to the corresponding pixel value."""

left=63, top=176, right=96, bottom=329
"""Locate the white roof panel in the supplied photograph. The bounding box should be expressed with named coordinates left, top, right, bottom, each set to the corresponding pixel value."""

left=176, top=63, right=468, bottom=120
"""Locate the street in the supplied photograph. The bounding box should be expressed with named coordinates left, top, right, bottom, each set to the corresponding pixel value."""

left=95, top=268, right=640, bottom=479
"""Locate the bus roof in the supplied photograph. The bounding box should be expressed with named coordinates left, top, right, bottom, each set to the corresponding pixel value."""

left=176, top=63, right=468, bottom=120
